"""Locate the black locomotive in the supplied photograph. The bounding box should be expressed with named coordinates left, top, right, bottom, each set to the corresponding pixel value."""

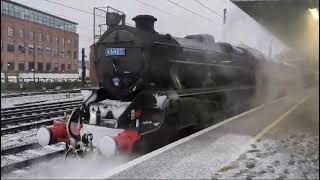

left=94, top=15, right=262, bottom=99
left=37, top=15, right=297, bottom=157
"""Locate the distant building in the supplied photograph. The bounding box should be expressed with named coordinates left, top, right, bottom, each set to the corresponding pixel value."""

left=1, top=0, right=79, bottom=79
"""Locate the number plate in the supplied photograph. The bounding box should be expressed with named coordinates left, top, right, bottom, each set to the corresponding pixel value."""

left=105, top=48, right=126, bottom=56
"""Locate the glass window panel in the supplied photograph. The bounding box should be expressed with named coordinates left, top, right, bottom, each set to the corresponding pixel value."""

left=39, top=33, right=42, bottom=42
left=2, top=1, right=9, bottom=14
left=38, top=12, right=42, bottom=23
left=7, top=61, right=15, bottom=71
left=29, top=31, right=34, bottom=41
left=20, top=6, right=24, bottom=19
left=8, top=3, right=14, bottom=16
left=19, top=29, right=24, bottom=39
left=13, top=5, right=20, bottom=18
left=24, top=8, right=30, bottom=20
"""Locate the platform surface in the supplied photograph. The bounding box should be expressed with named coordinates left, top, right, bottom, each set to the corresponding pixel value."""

left=100, top=88, right=318, bottom=179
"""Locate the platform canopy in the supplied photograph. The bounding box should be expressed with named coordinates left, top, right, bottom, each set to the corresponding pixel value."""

left=232, top=0, right=319, bottom=65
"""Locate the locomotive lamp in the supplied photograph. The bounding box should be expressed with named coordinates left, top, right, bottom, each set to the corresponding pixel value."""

left=309, top=8, right=319, bottom=20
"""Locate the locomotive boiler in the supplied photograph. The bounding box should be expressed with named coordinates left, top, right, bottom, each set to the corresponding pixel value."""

left=37, top=14, right=291, bottom=158
left=94, top=15, right=261, bottom=99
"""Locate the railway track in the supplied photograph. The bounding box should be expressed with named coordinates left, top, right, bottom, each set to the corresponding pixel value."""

left=1, top=116, right=69, bottom=135
left=1, top=99, right=83, bottom=133
left=1, top=89, right=81, bottom=98
left=1, top=144, right=65, bottom=175
left=1, top=99, right=83, bottom=114
left=1, top=142, right=41, bottom=156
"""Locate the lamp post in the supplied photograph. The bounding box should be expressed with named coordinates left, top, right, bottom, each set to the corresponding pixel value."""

left=31, top=68, right=36, bottom=90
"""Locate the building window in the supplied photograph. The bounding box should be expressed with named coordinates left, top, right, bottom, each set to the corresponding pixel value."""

left=73, top=51, right=78, bottom=59
left=19, top=29, right=24, bottom=39
left=38, top=62, right=44, bottom=72
left=19, top=62, right=25, bottom=72
left=39, top=33, right=42, bottom=42
left=7, top=61, right=15, bottom=71
left=46, top=63, right=51, bottom=72
left=52, top=48, right=58, bottom=57
left=61, top=64, right=65, bottom=72
left=7, top=40, right=15, bottom=52
left=28, top=44, right=34, bottom=53
left=66, top=50, right=71, bottom=58
left=13, top=4, right=20, bottom=17
left=29, top=31, right=34, bottom=41
left=54, top=36, right=58, bottom=44
left=60, top=50, right=64, bottom=57
left=8, top=26, right=13, bottom=37
left=67, top=39, right=71, bottom=44
left=67, top=64, right=71, bottom=70
left=1, top=1, right=9, bottom=14
left=46, top=34, right=50, bottom=42
left=73, top=39, right=78, bottom=48
left=29, top=62, right=35, bottom=71
left=24, top=8, right=30, bottom=20
left=1, top=1, right=76, bottom=33
left=53, top=64, right=59, bottom=72
left=61, top=38, right=64, bottom=46
left=45, top=47, right=51, bottom=55
left=18, top=43, right=25, bottom=53
left=37, top=45, right=43, bottom=54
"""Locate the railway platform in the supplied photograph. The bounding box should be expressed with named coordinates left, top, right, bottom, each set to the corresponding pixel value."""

left=99, top=88, right=319, bottom=179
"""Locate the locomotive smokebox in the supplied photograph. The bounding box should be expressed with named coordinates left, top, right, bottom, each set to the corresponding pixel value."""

left=132, top=15, right=157, bottom=32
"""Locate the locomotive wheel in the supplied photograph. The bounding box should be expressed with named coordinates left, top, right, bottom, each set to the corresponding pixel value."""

left=64, top=148, right=84, bottom=160
left=133, top=135, right=153, bottom=155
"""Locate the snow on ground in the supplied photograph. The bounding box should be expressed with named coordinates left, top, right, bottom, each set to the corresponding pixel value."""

left=1, top=143, right=64, bottom=167
left=1, top=129, right=38, bottom=150
left=1, top=93, right=83, bottom=109
left=212, top=132, right=319, bottom=179
left=2, top=151, right=138, bottom=179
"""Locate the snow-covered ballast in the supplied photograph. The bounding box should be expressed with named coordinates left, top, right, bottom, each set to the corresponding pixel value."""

left=37, top=90, right=171, bottom=157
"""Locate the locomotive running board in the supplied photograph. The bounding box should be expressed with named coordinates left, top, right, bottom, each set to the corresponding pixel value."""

left=161, top=86, right=256, bottom=97
left=169, top=59, right=243, bottom=69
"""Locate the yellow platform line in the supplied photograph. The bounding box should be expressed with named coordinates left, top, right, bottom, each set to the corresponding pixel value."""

left=212, top=95, right=311, bottom=176
left=255, top=95, right=310, bottom=140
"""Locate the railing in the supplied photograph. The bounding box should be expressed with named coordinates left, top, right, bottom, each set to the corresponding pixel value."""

left=1, top=77, right=81, bottom=83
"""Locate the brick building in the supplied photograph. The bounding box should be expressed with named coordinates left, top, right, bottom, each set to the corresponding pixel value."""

left=1, top=0, right=79, bottom=77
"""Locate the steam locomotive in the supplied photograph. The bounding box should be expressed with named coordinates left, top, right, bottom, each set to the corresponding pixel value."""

left=37, top=15, right=297, bottom=158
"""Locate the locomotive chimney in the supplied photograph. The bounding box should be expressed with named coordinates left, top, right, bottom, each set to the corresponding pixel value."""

left=132, top=15, right=157, bottom=32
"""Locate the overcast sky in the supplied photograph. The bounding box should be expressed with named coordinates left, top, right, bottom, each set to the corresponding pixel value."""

left=13, top=0, right=287, bottom=61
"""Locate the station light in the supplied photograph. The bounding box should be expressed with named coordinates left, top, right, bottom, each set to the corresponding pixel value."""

left=309, top=8, right=319, bottom=20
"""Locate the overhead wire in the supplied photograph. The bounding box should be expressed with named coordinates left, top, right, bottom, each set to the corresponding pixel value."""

left=134, top=0, right=176, bottom=16
left=193, top=0, right=223, bottom=18
left=166, top=0, right=220, bottom=25
left=43, top=0, right=105, bottom=18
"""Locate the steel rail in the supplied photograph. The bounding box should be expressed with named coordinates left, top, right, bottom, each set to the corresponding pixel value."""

left=1, top=89, right=80, bottom=98
left=1, top=110, right=73, bottom=127
left=1, top=99, right=82, bottom=113
left=1, top=116, right=68, bottom=135
left=1, top=142, right=40, bottom=156
left=1, top=103, right=80, bottom=119
left=1, top=150, right=65, bottom=175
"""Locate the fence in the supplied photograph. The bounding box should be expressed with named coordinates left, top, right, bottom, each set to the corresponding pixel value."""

left=1, top=77, right=81, bottom=83
left=1, top=77, right=86, bottom=93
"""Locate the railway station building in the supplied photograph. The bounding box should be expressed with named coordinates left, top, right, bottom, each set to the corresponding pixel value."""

left=1, top=0, right=79, bottom=80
